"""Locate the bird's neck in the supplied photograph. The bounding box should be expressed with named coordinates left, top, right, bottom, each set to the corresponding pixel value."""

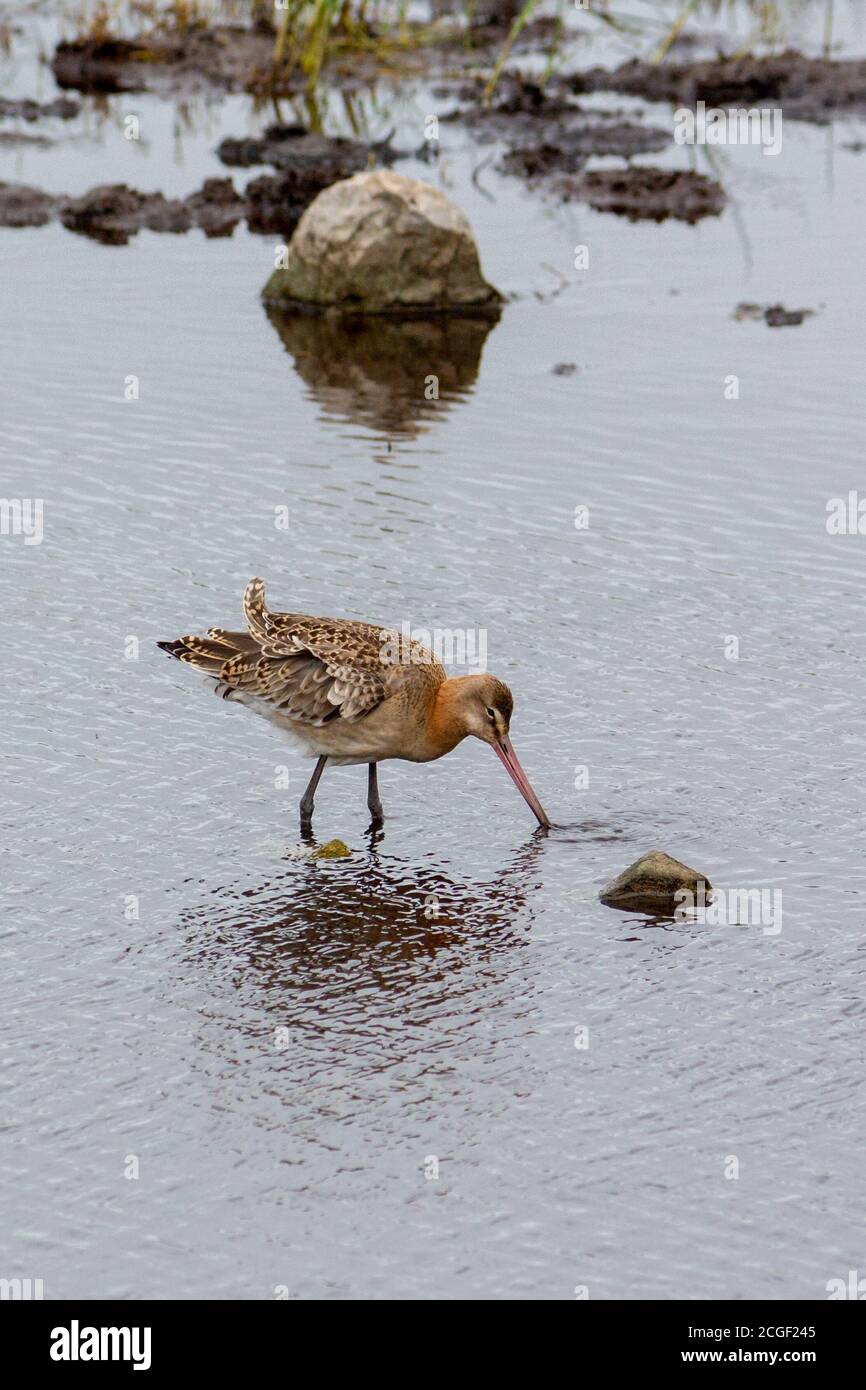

left=424, top=676, right=477, bottom=759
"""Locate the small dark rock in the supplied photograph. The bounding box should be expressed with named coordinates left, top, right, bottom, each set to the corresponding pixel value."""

left=734, top=300, right=814, bottom=327
left=59, top=184, right=191, bottom=245
left=184, top=177, right=245, bottom=238
left=0, top=181, right=58, bottom=228
left=52, top=38, right=147, bottom=94
left=244, top=171, right=321, bottom=237
left=600, top=850, right=712, bottom=915
left=764, top=302, right=814, bottom=327
left=56, top=179, right=246, bottom=245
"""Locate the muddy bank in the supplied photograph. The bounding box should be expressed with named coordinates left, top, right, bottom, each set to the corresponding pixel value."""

left=501, top=157, right=724, bottom=224
left=513, top=119, right=668, bottom=168
left=572, top=167, right=725, bottom=223
left=444, top=74, right=670, bottom=161
left=565, top=50, right=866, bottom=123
left=0, top=158, right=413, bottom=243
left=217, top=124, right=396, bottom=173
left=0, top=95, right=80, bottom=121
left=59, top=179, right=248, bottom=244
left=1, top=156, right=721, bottom=242
left=0, top=109, right=411, bottom=243
left=439, top=73, right=722, bottom=221
left=0, top=177, right=247, bottom=244
left=51, top=29, right=274, bottom=96
left=442, top=75, right=583, bottom=137
left=500, top=120, right=668, bottom=178
left=439, top=73, right=716, bottom=220
left=51, top=16, right=556, bottom=98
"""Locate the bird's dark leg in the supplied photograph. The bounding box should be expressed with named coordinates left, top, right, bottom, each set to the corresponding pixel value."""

left=367, top=762, right=384, bottom=823
left=300, top=755, right=327, bottom=826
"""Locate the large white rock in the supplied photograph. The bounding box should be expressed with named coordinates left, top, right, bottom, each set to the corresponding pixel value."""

left=262, top=169, right=501, bottom=315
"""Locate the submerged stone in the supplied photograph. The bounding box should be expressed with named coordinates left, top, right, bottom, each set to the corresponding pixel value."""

left=262, top=169, right=502, bottom=316
left=599, top=850, right=712, bottom=914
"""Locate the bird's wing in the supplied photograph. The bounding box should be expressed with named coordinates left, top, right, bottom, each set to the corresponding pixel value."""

left=161, top=580, right=438, bottom=726
left=220, top=579, right=394, bottom=724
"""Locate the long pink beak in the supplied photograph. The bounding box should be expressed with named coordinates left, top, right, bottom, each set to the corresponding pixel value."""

left=494, top=736, right=550, bottom=828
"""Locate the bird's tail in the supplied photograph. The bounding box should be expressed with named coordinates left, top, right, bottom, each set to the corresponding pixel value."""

left=243, top=577, right=270, bottom=641
left=158, top=579, right=269, bottom=674
left=157, top=629, right=258, bottom=674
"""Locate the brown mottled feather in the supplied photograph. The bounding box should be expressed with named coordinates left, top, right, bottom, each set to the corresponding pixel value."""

left=159, top=578, right=437, bottom=728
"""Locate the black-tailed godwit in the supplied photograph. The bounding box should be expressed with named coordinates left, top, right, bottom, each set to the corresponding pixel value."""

left=158, top=579, right=549, bottom=830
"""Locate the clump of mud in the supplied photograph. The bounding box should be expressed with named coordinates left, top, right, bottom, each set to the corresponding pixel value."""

left=51, top=29, right=273, bottom=96
left=217, top=124, right=400, bottom=235
left=0, top=128, right=403, bottom=244
left=734, top=302, right=815, bottom=327
left=58, top=179, right=247, bottom=245
left=0, top=183, right=57, bottom=228
left=441, top=71, right=721, bottom=221
left=0, top=95, right=80, bottom=121
left=500, top=121, right=668, bottom=178
left=569, top=167, right=725, bottom=223
left=566, top=50, right=866, bottom=123
left=217, top=124, right=396, bottom=172
left=50, top=14, right=557, bottom=99
left=446, top=73, right=670, bottom=163
left=0, top=178, right=251, bottom=244
left=513, top=165, right=722, bottom=225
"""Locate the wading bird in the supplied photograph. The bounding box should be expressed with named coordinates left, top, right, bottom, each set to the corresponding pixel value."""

left=158, top=579, right=549, bottom=830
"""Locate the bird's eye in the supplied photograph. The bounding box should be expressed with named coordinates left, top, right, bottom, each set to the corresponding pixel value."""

left=486, top=708, right=496, bottom=723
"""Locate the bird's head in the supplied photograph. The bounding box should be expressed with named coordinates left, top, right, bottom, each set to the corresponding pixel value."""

left=444, top=674, right=550, bottom=828
left=454, top=673, right=513, bottom=746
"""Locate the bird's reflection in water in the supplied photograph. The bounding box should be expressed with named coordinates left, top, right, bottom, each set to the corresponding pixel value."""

left=179, top=833, right=544, bottom=1005
left=159, top=836, right=548, bottom=1138
left=264, top=305, right=501, bottom=439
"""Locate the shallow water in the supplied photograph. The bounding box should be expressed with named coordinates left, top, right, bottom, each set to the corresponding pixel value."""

left=2, top=2, right=866, bottom=1299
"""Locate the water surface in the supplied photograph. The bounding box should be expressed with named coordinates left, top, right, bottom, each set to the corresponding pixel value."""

left=2, top=1, right=865, bottom=1299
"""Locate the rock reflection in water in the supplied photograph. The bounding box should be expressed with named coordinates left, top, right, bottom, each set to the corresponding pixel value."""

left=264, top=305, right=500, bottom=438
